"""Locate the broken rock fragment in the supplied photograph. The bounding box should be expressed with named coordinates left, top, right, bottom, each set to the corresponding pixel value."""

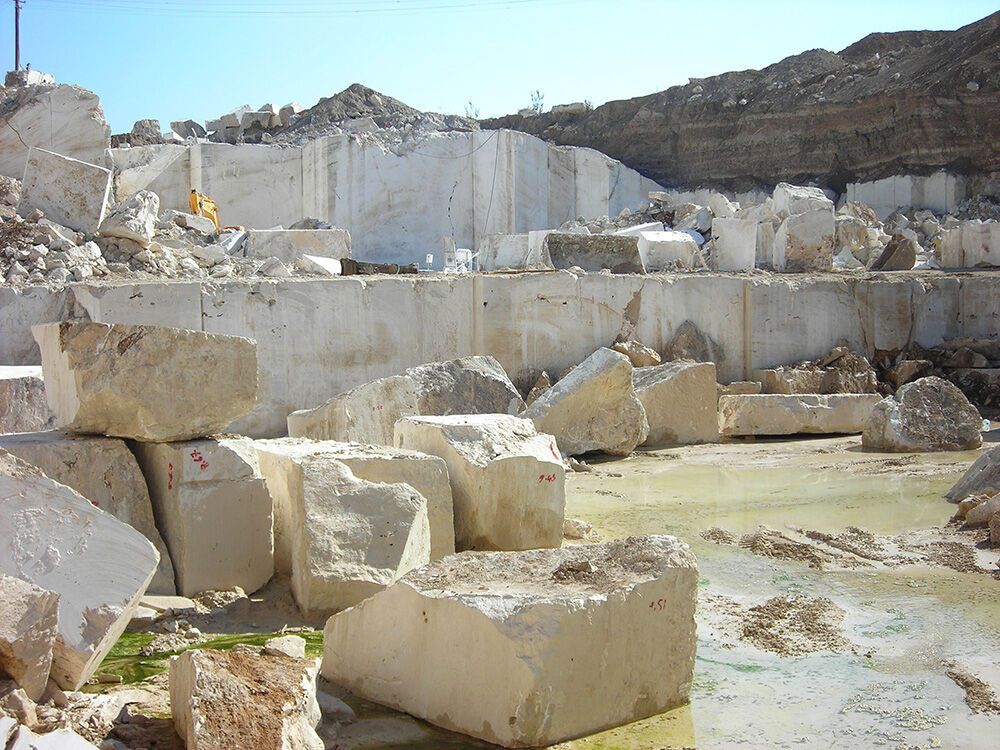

left=98, top=189, right=159, bottom=247
left=0, top=366, right=55, bottom=434
left=0, top=573, right=59, bottom=701
left=130, top=437, right=273, bottom=598
left=612, top=339, right=661, bottom=368
left=170, top=648, right=322, bottom=750
left=32, top=321, right=257, bottom=442
left=254, top=450, right=429, bottom=617
left=0, top=449, right=158, bottom=690
left=862, top=377, right=982, bottom=452
left=405, top=355, right=525, bottom=416
left=322, top=535, right=698, bottom=748
left=394, top=414, right=564, bottom=551
left=633, top=361, right=718, bottom=445
left=522, top=347, right=648, bottom=456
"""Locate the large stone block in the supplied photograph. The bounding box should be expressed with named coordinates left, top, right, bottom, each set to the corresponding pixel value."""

left=711, top=217, right=756, bottom=272
left=405, top=355, right=525, bottom=416
left=130, top=438, right=273, bottom=598
left=18, top=148, right=112, bottom=234
left=322, top=536, right=698, bottom=748
left=719, top=394, right=882, bottom=436
left=636, top=230, right=699, bottom=271
left=0, top=449, right=158, bottom=690
left=0, top=366, right=55, bottom=434
left=254, top=450, right=429, bottom=617
left=0, top=431, right=174, bottom=594
left=243, top=229, right=351, bottom=263
left=544, top=232, right=646, bottom=274
left=772, top=208, right=835, bottom=272
left=946, top=446, right=1000, bottom=502
left=170, top=648, right=322, bottom=750
left=0, top=573, right=59, bottom=701
left=522, top=347, right=648, bottom=456
left=32, top=321, right=257, bottom=442
left=633, top=362, right=718, bottom=446
left=256, top=437, right=454, bottom=560
left=394, top=414, right=564, bottom=551
left=772, top=182, right=834, bottom=218
left=862, top=376, right=982, bottom=452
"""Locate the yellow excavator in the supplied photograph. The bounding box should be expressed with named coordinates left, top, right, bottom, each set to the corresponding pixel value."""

left=189, top=189, right=244, bottom=232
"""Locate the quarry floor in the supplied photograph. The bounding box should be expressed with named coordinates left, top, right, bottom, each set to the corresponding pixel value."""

left=89, top=434, right=1000, bottom=750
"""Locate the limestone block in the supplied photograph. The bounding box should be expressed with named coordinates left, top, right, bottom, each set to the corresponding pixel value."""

left=405, top=355, right=525, bottom=416
left=636, top=230, right=699, bottom=271
left=287, top=375, right=418, bottom=446
left=613, top=222, right=665, bottom=238
left=99, top=190, right=159, bottom=247
left=130, top=438, right=273, bottom=598
left=946, top=446, right=1000, bottom=501
left=32, top=321, right=257, bottom=442
left=522, top=348, right=648, bottom=456
left=254, top=451, right=428, bottom=617
left=244, top=229, right=351, bottom=263
left=772, top=182, right=834, bottom=218
left=708, top=192, right=739, bottom=218
left=395, top=414, right=564, bottom=551
left=169, top=120, right=206, bottom=139
left=0, top=449, right=159, bottom=690
left=772, top=208, right=835, bottom=272
left=870, top=234, right=917, bottom=271
left=719, top=394, right=882, bottom=436
left=170, top=648, right=322, bottom=750
left=322, top=535, right=698, bottom=748
left=544, top=233, right=645, bottom=274
left=479, top=233, right=530, bottom=271
left=256, top=437, right=454, bottom=560
left=633, top=362, right=718, bottom=446
left=711, top=217, right=756, bottom=272
left=18, top=148, right=112, bottom=234
left=8, top=725, right=99, bottom=749
left=299, top=254, right=342, bottom=276
left=0, top=431, right=175, bottom=595
left=612, top=340, right=661, bottom=368
left=862, top=377, right=982, bottom=452
left=0, top=573, right=59, bottom=701
left=0, top=366, right=55, bottom=434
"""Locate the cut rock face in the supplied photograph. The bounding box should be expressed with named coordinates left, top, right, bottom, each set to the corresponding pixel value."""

left=719, top=394, right=882, bottom=436
left=0, top=449, right=158, bottom=690
left=0, top=573, right=59, bottom=701
left=0, top=431, right=175, bottom=595
left=254, top=451, right=429, bottom=618
left=0, top=366, right=55, bottom=434
left=18, top=148, right=112, bottom=234
left=130, top=438, right=273, bottom=598
left=862, top=376, right=983, bottom=452
left=33, top=321, right=257, bottom=442
left=322, top=535, right=698, bottom=748
left=394, top=414, right=564, bottom=551
left=522, top=347, right=648, bottom=456
left=256, top=438, right=455, bottom=560
left=633, top=362, right=718, bottom=446
left=170, top=648, right=322, bottom=750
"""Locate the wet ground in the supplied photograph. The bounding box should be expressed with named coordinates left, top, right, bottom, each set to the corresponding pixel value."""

left=94, top=434, right=1000, bottom=749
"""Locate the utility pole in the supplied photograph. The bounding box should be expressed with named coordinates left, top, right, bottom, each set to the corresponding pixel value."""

left=14, top=0, right=23, bottom=71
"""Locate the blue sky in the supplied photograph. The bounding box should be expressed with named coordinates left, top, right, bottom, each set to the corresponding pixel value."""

left=2, top=0, right=996, bottom=134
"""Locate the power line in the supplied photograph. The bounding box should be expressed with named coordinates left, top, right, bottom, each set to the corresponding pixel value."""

left=31, top=0, right=575, bottom=16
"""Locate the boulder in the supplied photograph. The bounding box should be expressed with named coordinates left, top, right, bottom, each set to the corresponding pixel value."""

left=98, top=190, right=159, bottom=247
left=946, top=446, right=1000, bottom=502
left=870, top=234, right=917, bottom=271
left=243, top=229, right=351, bottom=263
left=253, top=451, right=429, bottom=617
left=130, top=438, right=272, bottom=598
left=772, top=183, right=834, bottom=217
left=522, top=348, right=648, bottom=456
left=0, top=366, right=55, bottom=434
left=753, top=359, right=877, bottom=395
left=612, top=340, right=661, bottom=368
left=771, top=207, right=835, bottom=272
left=0, top=449, right=158, bottom=690
left=0, top=431, right=174, bottom=594
left=633, top=362, right=718, bottom=446
left=965, top=495, right=1000, bottom=527
left=405, top=355, right=525, bottom=416
left=525, top=371, right=551, bottom=406
left=711, top=217, right=757, bottom=272
left=394, top=414, right=564, bottom=551
left=256, top=437, right=454, bottom=560
left=18, top=148, right=112, bottom=234
left=170, top=648, right=322, bottom=750
left=862, top=377, right=982, bottom=452
left=169, top=120, right=207, bottom=139
left=322, top=535, right=698, bottom=748
left=544, top=233, right=645, bottom=274
left=719, top=394, right=882, bottom=436
left=0, top=573, right=59, bottom=701
left=32, top=321, right=257, bottom=442
left=991, top=512, right=1000, bottom=546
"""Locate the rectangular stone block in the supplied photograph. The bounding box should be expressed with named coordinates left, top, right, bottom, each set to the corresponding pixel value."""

left=0, top=449, right=158, bottom=690
left=545, top=233, right=645, bottom=274
left=633, top=362, right=718, bottom=446
left=243, top=229, right=351, bottom=263
left=0, top=366, right=55, bottom=434
left=711, top=217, right=756, bottom=272
left=718, top=393, right=882, bottom=436
left=0, top=573, right=59, bottom=701
left=636, top=230, right=699, bottom=271
left=130, top=438, right=273, bottom=598
left=18, top=148, right=112, bottom=233
left=772, top=208, right=835, bottom=272
left=0, top=431, right=175, bottom=594
left=322, top=536, right=698, bottom=747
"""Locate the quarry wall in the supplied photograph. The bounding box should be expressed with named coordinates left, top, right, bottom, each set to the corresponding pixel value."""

left=109, top=130, right=663, bottom=269
left=2, top=272, right=998, bottom=437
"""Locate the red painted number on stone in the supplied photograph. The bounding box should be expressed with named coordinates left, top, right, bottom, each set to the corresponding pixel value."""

left=189, top=450, right=209, bottom=471
left=371, top=405, right=384, bottom=412
left=168, top=462, right=173, bottom=490
left=549, top=443, right=560, bottom=461
left=538, top=474, right=557, bottom=483
left=649, top=599, right=667, bottom=611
